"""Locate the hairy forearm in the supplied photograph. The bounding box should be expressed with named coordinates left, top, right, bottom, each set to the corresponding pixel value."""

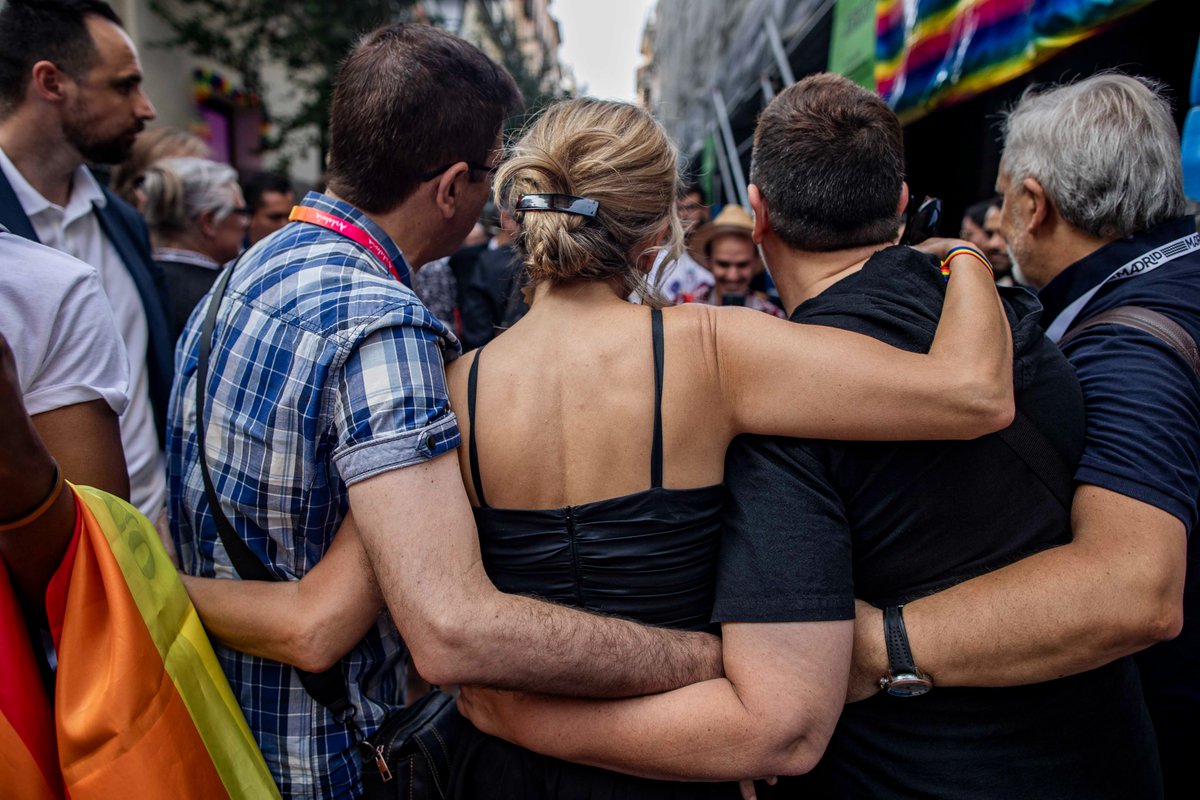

left=464, top=620, right=851, bottom=778
left=426, top=589, right=724, bottom=696
left=851, top=488, right=1186, bottom=694
left=476, top=680, right=799, bottom=781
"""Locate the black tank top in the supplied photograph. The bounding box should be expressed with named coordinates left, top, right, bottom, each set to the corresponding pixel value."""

left=465, top=308, right=724, bottom=631
left=451, top=309, right=737, bottom=799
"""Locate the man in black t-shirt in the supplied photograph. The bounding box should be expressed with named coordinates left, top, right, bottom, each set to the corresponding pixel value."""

left=716, top=73, right=1161, bottom=798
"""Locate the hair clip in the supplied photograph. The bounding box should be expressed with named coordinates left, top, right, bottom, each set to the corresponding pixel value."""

left=515, top=193, right=600, bottom=218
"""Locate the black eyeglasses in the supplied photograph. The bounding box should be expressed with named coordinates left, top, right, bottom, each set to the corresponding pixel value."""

left=419, top=161, right=497, bottom=183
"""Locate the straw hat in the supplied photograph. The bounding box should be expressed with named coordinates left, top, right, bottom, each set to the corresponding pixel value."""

left=690, top=204, right=755, bottom=266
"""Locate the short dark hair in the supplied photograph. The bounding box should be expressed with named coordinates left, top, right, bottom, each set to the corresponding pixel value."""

left=0, top=0, right=122, bottom=117
left=750, top=73, right=904, bottom=252
left=964, top=198, right=996, bottom=227
left=242, top=171, right=294, bottom=212
left=324, top=23, right=523, bottom=214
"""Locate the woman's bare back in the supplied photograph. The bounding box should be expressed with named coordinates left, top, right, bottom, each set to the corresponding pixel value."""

left=447, top=289, right=733, bottom=510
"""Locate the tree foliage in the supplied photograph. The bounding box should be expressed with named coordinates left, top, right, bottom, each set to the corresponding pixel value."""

left=148, top=0, right=563, bottom=164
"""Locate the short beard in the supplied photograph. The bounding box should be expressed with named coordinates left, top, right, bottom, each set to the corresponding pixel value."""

left=64, top=118, right=143, bottom=165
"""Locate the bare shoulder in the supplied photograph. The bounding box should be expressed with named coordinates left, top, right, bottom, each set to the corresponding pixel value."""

left=660, top=302, right=718, bottom=336
left=445, top=349, right=477, bottom=406
left=666, top=302, right=796, bottom=352
left=659, top=303, right=726, bottom=381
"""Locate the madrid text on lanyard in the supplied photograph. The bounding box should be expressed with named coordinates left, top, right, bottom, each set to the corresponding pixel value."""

left=288, top=205, right=408, bottom=286
left=1045, top=231, right=1200, bottom=342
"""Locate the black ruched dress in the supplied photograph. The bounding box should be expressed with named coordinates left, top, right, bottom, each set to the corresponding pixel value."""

left=447, top=310, right=739, bottom=799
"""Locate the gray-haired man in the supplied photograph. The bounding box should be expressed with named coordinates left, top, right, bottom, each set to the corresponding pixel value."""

left=851, top=72, right=1199, bottom=797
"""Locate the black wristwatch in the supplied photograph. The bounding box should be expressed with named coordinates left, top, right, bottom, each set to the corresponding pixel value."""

left=879, top=605, right=933, bottom=697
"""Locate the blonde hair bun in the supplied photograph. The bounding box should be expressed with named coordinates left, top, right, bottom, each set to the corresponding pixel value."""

left=496, top=98, right=683, bottom=301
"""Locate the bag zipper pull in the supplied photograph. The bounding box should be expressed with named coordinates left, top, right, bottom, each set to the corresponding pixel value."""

left=374, top=745, right=393, bottom=782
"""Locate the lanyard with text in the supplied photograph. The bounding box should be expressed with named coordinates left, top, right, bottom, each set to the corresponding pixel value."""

left=1045, top=231, right=1200, bottom=342
left=288, top=205, right=408, bottom=286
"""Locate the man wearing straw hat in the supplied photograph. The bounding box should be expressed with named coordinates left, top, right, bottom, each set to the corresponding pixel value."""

left=689, top=204, right=785, bottom=316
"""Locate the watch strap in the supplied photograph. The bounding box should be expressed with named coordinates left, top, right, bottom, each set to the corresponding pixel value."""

left=884, top=604, right=920, bottom=676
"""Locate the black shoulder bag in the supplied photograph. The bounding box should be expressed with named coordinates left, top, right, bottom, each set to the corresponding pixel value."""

left=194, top=259, right=461, bottom=799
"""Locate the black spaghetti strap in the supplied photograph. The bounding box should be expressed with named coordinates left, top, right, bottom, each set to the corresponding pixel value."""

left=467, top=346, right=489, bottom=508
left=651, top=308, right=665, bottom=489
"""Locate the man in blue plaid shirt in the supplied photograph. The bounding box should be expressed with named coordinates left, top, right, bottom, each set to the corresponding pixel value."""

left=168, top=24, right=723, bottom=798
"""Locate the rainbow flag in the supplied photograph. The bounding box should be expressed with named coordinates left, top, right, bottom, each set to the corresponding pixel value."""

left=876, top=0, right=1158, bottom=122
left=0, top=486, right=279, bottom=799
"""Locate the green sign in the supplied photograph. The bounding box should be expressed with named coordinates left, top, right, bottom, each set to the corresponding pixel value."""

left=829, top=0, right=877, bottom=90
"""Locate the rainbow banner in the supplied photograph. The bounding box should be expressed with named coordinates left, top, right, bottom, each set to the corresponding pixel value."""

left=876, top=0, right=1158, bottom=122
left=0, top=486, right=279, bottom=799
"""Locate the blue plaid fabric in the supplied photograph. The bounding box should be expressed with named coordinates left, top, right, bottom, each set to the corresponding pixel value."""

left=167, top=192, right=462, bottom=799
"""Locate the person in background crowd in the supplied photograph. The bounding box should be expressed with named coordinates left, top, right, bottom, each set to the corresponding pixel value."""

left=0, top=0, right=171, bottom=523
left=643, top=180, right=716, bottom=303
left=241, top=170, right=294, bottom=246
left=960, top=197, right=992, bottom=251
left=412, top=255, right=459, bottom=330
left=461, top=204, right=527, bottom=348
left=463, top=218, right=491, bottom=247
left=678, top=180, right=711, bottom=229
left=140, top=157, right=247, bottom=342
left=690, top=204, right=785, bottom=316
left=850, top=72, right=1200, bottom=799
left=110, top=125, right=210, bottom=209
left=983, top=201, right=1016, bottom=284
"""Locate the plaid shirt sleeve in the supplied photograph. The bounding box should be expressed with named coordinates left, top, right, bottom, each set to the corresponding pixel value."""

left=330, top=317, right=462, bottom=486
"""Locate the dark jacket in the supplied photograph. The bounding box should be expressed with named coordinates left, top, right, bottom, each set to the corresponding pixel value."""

left=0, top=168, right=174, bottom=442
left=460, top=244, right=529, bottom=350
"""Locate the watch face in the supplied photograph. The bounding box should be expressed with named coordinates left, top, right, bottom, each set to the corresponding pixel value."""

left=885, top=674, right=932, bottom=697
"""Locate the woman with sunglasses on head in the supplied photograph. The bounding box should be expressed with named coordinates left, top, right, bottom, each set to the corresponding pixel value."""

left=179, top=98, right=1010, bottom=797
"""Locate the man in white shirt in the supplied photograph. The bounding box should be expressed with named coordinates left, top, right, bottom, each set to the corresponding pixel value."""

left=0, top=227, right=130, bottom=506
left=0, top=0, right=170, bottom=520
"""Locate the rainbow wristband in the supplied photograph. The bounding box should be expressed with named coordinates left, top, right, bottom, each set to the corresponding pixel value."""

left=940, top=246, right=994, bottom=281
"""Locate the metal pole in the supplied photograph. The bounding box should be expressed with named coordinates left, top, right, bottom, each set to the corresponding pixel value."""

left=764, top=15, right=796, bottom=87
left=759, top=74, right=776, bottom=103
left=712, top=88, right=750, bottom=209
left=711, top=127, right=737, bottom=207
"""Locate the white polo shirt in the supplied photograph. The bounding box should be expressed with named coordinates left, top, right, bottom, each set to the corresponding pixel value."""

left=0, top=146, right=166, bottom=519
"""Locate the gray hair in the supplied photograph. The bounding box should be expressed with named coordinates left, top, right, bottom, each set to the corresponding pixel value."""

left=1002, top=73, right=1185, bottom=240
left=140, top=157, right=239, bottom=240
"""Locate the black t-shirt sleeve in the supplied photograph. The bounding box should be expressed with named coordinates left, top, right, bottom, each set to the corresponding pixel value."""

left=1067, top=325, right=1200, bottom=534
left=712, top=434, right=855, bottom=623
